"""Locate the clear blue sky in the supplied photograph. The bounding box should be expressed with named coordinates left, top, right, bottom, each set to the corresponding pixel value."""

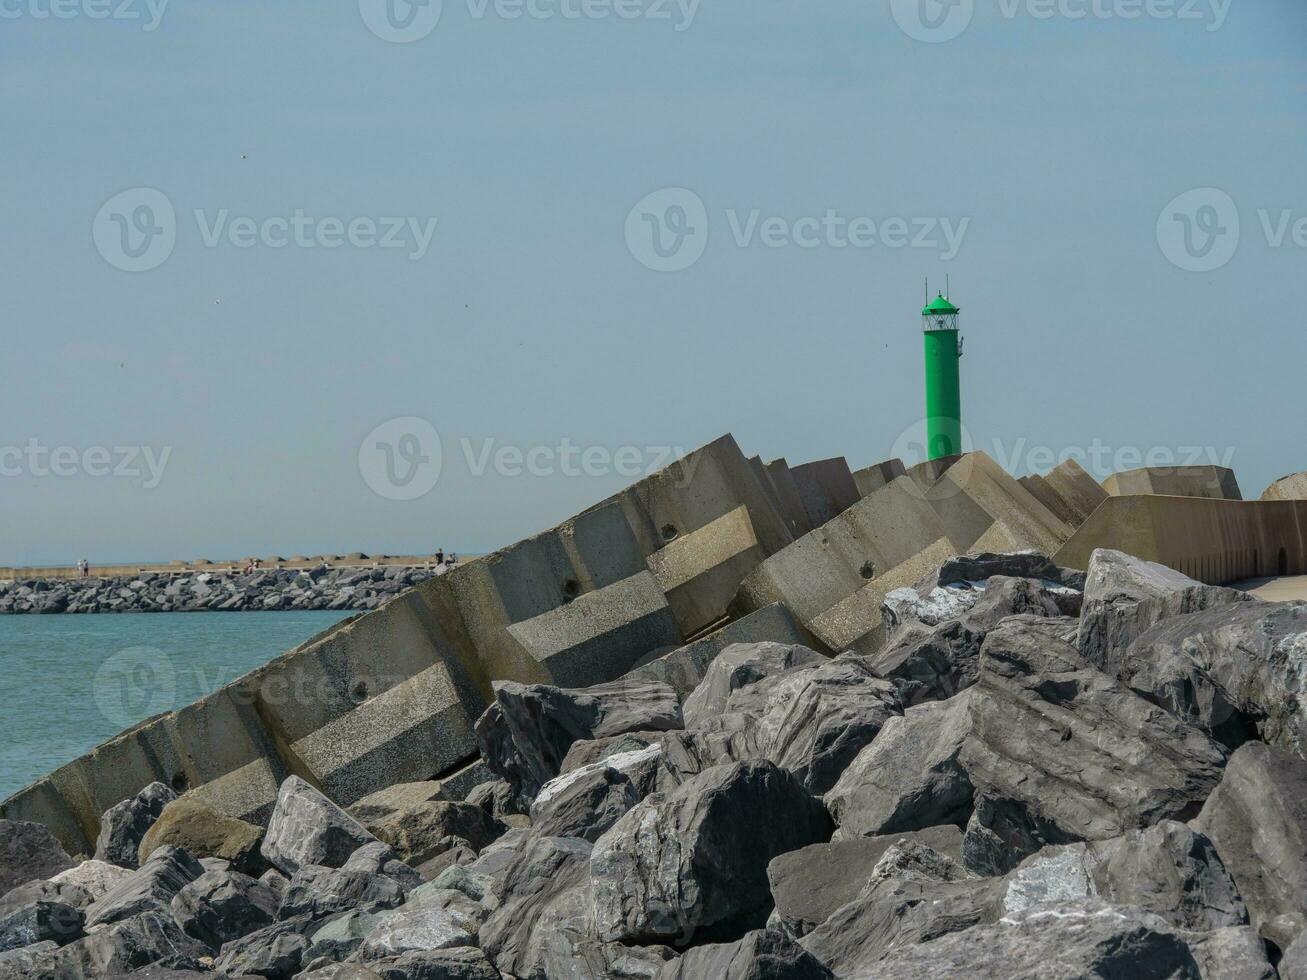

left=2, top=0, right=1304, bottom=566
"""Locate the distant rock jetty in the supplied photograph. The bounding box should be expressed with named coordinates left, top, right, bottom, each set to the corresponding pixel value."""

left=0, top=564, right=446, bottom=615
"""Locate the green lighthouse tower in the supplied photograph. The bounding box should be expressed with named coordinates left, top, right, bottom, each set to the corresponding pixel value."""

left=922, top=290, right=963, bottom=460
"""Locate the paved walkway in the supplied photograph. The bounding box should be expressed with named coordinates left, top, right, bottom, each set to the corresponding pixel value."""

left=1232, top=576, right=1307, bottom=602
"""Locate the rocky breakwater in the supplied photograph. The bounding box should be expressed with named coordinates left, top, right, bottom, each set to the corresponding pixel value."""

left=3, top=547, right=1307, bottom=978
left=0, top=566, right=442, bottom=615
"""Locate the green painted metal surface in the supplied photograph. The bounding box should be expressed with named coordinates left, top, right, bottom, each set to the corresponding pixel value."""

left=923, top=327, right=962, bottom=460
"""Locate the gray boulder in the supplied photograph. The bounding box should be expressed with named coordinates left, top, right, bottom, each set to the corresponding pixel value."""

left=529, top=757, right=644, bottom=842
left=368, top=947, right=500, bottom=979
left=84, top=846, right=204, bottom=929
left=1194, top=741, right=1307, bottom=950
left=301, top=907, right=380, bottom=965
left=656, top=929, right=832, bottom=979
left=1283, top=930, right=1307, bottom=980
left=1123, top=602, right=1307, bottom=753
left=0, top=900, right=84, bottom=952
left=766, top=825, right=964, bottom=938
left=479, top=835, right=594, bottom=979
left=362, top=801, right=506, bottom=866
left=137, top=796, right=265, bottom=875
left=1001, top=820, right=1246, bottom=933
left=846, top=899, right=1265, bottom=979
left=0, top=821, right=74, bottom=896
left=0, top=878, right=92, bottom=918
left=476, top=678, right=683, bottom=805
left=49, top=860, right=132, bottom=904
left=799, top=841, right=1002, bottom=976
left=357, top=901, right=479, bottom=961
left=5, top=911, right=208, bottom=980
left=682, top=643, right=824, bottom=730
left=277, top=842, right=419, bottom=920
left=94, top=782, right=177, bottom=870
left=591, top=760, right=833, bottom=945
left=213, top=915, right=314, bottom=980
left=169, top=869, right=279, bottom=948
left=261, top=776, right=379, bottom=876
left=1077, top=548, right=1250, bottom=673
left=347, top=781, right=446, bottom=825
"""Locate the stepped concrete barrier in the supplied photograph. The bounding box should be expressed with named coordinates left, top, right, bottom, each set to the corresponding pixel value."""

left=763, top=458, right=816, bottom=537
left=853, top=459, right=906, bottom=498
left=1019, top=473, right=1082, bottom=528
left=789, top=458, right=861, bottom=529
left=923, top=452, right=1074, bottom=555
left=733, top=476, right=957, bottom=624
left=1043, top=458, right=1109, bottom=523
left=1262, top=471, right=1307, bottom=501
left=1104, top=465, right=1242, bottom=501
left=1054, top=495, right=1307, bottom=584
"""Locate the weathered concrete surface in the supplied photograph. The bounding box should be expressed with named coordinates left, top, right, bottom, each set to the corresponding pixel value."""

left=505, top=571, right=683, bottom=688
left=853, top=459, right=906, bottom=499
left=646, top=505, right=766, bottom=637
left=735, top=477, right=957, bottom=625
left=1019, top=473, right=1082, bottom=528
left=753, top=456, right=813, bottom=538
left=1104, top=465, right=1243, bottom=500
left=923, top=453, right=1074, bottom=556
left=1264, top=471, right=1307, bottom=501
left=626, top=603, right=820, bottom=697
left=789, top=458, right=862, bottom=530
left=1043, top=458, right=1109, bottom=523
left=1055, top=495, right=1307, bottom=585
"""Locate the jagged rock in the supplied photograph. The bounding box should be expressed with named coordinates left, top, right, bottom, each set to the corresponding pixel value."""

left=260, top=868, right=289, bottom=901
left=169, top=869, right=279, bottom=948
left=656, top=928, right=831, bottom=979
left=427, top=864, right=494, bottom=906
left=277, top=843, right=419, bottom=920
left=1194, top=741, right=1307, bottom=950
left=682, top=643, right=824, bottom=730
left=874, top=576, right=1079, bottom=707
left=261, top=776, right=379, bottom=876
left=1122, top=602, right=1307, bottom=754
left=94, top=782, right=177, bottom=870
left=0, top=900, right=84, bottom=952
left=476, top=679, right=683, bottom=805
left=591, top=760, right=833, bottom=945
left=1283, top=931, right=1307, bottom=980
left=845, top=899, right=1263, bottom=979
left=412, top=843, right=476, bottom=883
left=752, top=655, right=900, bottom=795
left=528, top=758, right=643, bottom=842
left=0, top=878, right=92, bottom=919
left=48, top=861, right=127, bottom=904
left=84, top=846, right=204, bottom=928
left=799, top=842, right=1002, bottom=976
left=1001, top=820, right=1246, bottom=933
left=1077, top=548, right=1250, bottom=674
left=959, top=617, right=1227, bottom=874
left=933, top=551, right=1076, bottom=589
left=357, top=901, right=479, bottom=960
left=479, top=835, right=593, bottom=978
left=363, top=801, right=506, bottom=867
left=8, top=911, right=209, bottom=980
left=213, top=915, right=315, bottom=980
left=138, top=796, right=266, bottom=875
left=824, top=693, right=976, bottom=838
left=0, top=821, right=74, bottom=896
left=369, top=947, right=500, bottom=979
left=347, top=782, right=446, bottom=825
left=302, top=907, right=380, bottom=965
left=767, top=825, right=965, bottom=937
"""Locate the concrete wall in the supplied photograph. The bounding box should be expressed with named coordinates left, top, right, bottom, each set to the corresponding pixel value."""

left=789, top=458, right=862, bottom=529
left=1103, top=466, right=1242, bottom=501
left=1053, top=495, right=1307, bottom=584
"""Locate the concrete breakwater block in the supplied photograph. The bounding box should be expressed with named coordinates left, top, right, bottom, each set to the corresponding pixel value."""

left=1043, top=457, right=1109, bottom=522
left=923, top=452, right=1074, bottom=556
left=853, top=458, right=907, bottom=498
left=1104, top=465, right=1242, bottom=501
left=788, top=458, right=862, bottom=530
left=1263, top=470, right=1307, bottom=501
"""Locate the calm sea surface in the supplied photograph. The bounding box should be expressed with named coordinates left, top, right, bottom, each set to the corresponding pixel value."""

left=0, top=611, right=353, bottom=802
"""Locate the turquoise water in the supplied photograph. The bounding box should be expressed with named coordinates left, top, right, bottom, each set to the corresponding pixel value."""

left=0, top=611, right=353, bottom=802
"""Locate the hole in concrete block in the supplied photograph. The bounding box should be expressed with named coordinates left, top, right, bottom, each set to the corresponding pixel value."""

left=170, top=772, right=189, bottom=793
left=661, top=524, right=679, bottom=542
left=1280, top=548, right=1290, bottom=576
left=350, top=680, right=370, bottom=704
left=860, top=560, right=877, bottom=580
left=562, top=579, right=580, bottom=603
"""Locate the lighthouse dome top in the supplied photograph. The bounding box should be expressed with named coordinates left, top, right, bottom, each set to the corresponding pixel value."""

left=922, top=293, right=960, bottom=317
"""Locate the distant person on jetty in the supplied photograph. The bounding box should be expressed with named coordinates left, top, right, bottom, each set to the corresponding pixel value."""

left=435, top=549, right=445, bottom=566
left=78, top=559, right=89, bottom=578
